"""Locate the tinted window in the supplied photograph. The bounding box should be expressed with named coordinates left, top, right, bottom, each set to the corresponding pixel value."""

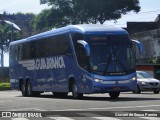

left=19, top=33, right=72, bottom=60
left=72, top=33, right=88, bottom=70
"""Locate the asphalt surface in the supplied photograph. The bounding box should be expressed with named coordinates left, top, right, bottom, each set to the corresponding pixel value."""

left=0, top=90, right=160, bottom=120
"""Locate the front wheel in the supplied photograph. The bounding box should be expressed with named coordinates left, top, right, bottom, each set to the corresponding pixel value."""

left=109, top=92, right=120, bottom=99
left=72, top=82, right=83, bottom=99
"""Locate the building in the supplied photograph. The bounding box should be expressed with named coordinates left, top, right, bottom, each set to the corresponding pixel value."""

left=126, top=15, right=160, bottom=80
left=126, top=14, right=160, bottom=34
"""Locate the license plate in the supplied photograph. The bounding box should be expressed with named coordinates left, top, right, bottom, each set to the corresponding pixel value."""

left=113, top=87, right=120, bottom=91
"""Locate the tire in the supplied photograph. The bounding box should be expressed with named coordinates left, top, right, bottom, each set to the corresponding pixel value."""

left=136, top=85, right=141, bottom=94
left=109, top=92, right=120, bottom=99
left=21, top=82, right=27, bottom=96
left=72, top=82, right=83, bottom=99
left=52, top=92, right=68, bottom=98
left=153, top=91, right=159, bottom=94
left=133, top=85, right=141, bottom=94
left=27, top=81, right=41, bottom=97
left=26, top=81, right=33, bottom=97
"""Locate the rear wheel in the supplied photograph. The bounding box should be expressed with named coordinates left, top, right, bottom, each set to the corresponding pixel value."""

left=109, top=92, right=120, bottom=99
left=72, top=82, right=83, bottom=99
left=26, top=81, right=33, bottom=97
left=26, top=81, right=41, bottom=97
left=21, top=82, right=26, bottom=96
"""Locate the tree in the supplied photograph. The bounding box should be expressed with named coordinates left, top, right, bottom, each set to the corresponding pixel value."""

left=77, top=0, right=140, bottom=24
left=33, top=9, right=65, bottom=30
left=33, top=8, right=76, bottom=30
left=0, top=21, right=21, bottom=67
left=36, top=0, right=140, bottom=29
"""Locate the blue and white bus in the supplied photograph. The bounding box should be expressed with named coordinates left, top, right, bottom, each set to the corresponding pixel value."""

left=9, top=24, right=142, bottom=98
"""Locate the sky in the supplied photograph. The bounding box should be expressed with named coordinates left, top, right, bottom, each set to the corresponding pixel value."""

left=106, top=0, right=160, bottom=27
left=0, top=0, right=48, bottom=14
left=1, top=0, right=160, bottom=66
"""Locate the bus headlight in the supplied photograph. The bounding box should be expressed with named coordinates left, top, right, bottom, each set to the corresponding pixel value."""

left=131, top=77, right=137, bottom=81
left=94, top=79, right=103, bottom=83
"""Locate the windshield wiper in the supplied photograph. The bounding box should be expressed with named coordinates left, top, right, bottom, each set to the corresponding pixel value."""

left=116, top=57, right=127, bottom=74
left=112, top=46, right=127, bottom=74
left=103, top=52, right=127, bottom=75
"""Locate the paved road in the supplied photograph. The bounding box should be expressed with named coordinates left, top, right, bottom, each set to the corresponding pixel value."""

left=0, top=90, right=160, bottom=120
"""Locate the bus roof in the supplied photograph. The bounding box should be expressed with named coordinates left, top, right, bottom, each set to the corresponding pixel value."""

left=68, top=24, right=127, bottom=33
left=10, top=24, right=128, bottom=46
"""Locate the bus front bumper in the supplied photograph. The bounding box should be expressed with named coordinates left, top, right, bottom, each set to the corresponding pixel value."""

left=93, top=79, right=137, bottom=93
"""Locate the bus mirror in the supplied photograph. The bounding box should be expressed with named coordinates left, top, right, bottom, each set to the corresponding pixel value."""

left=77, top=40, right=90, bottom=56
left=131, top=39, right=144, bottom=55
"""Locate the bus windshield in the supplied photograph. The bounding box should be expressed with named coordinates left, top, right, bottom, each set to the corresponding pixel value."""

left=87, top=35, right=135, bottom=75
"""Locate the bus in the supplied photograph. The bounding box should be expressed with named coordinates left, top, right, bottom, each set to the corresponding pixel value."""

left=9, top=24, right=143, bottom=99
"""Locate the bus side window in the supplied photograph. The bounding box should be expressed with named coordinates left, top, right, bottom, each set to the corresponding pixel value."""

left=54, top=34, right=72, bottom=56
left=45, top=33, right=72, bottom=56
left=17, top=45, right=21, bottom=61
left=72, top=33, right=88, bottom=70
left=30, top=42, right=36, bottom=59
left=78, top=44, right=88, bottom=70
left=64, top=34, right=72, bottom=55
left=35, top=39, right=46, bottom=58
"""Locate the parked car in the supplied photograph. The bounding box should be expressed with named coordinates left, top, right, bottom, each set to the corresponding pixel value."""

left=133, top=71, right=160, bottom=94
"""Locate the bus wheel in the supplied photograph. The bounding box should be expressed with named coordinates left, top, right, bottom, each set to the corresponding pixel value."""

left=21, top=82, right=26, bottom=96
left=72, top=82, right=83, bottom=99
left=109, top=92, right=120, bottom=99
left=26, top=81, right=33, bottom=97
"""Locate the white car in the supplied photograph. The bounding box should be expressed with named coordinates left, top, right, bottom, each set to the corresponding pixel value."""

left=133, top=71, right=160, bottom=94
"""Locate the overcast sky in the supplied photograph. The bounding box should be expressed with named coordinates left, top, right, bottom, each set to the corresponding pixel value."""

left=1, top=0, right=160, bottom=66
left=0, top=0, right=48, bottom=14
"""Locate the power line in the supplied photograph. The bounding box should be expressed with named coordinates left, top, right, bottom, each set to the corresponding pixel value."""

left=120, top=10, right=160, bottom=18
left=1, top=9, right=160, bottom=28
left=138, top=9, right=160, bottom=14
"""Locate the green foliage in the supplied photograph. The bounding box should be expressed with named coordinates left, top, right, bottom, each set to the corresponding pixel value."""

left=0, top=23, right=21, bottom=51
left=148, top=57, right=160, bottom=64
left=0, top=82, right=11, bottom=90
left=33, top=8, right=74, bottom=31
left=0, top=21, right=22, bottom=67
left=36, top=0, right=140, bottom=29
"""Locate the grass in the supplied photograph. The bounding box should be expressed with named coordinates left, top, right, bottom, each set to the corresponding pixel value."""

left=0, top=82, right=11, bottom=91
